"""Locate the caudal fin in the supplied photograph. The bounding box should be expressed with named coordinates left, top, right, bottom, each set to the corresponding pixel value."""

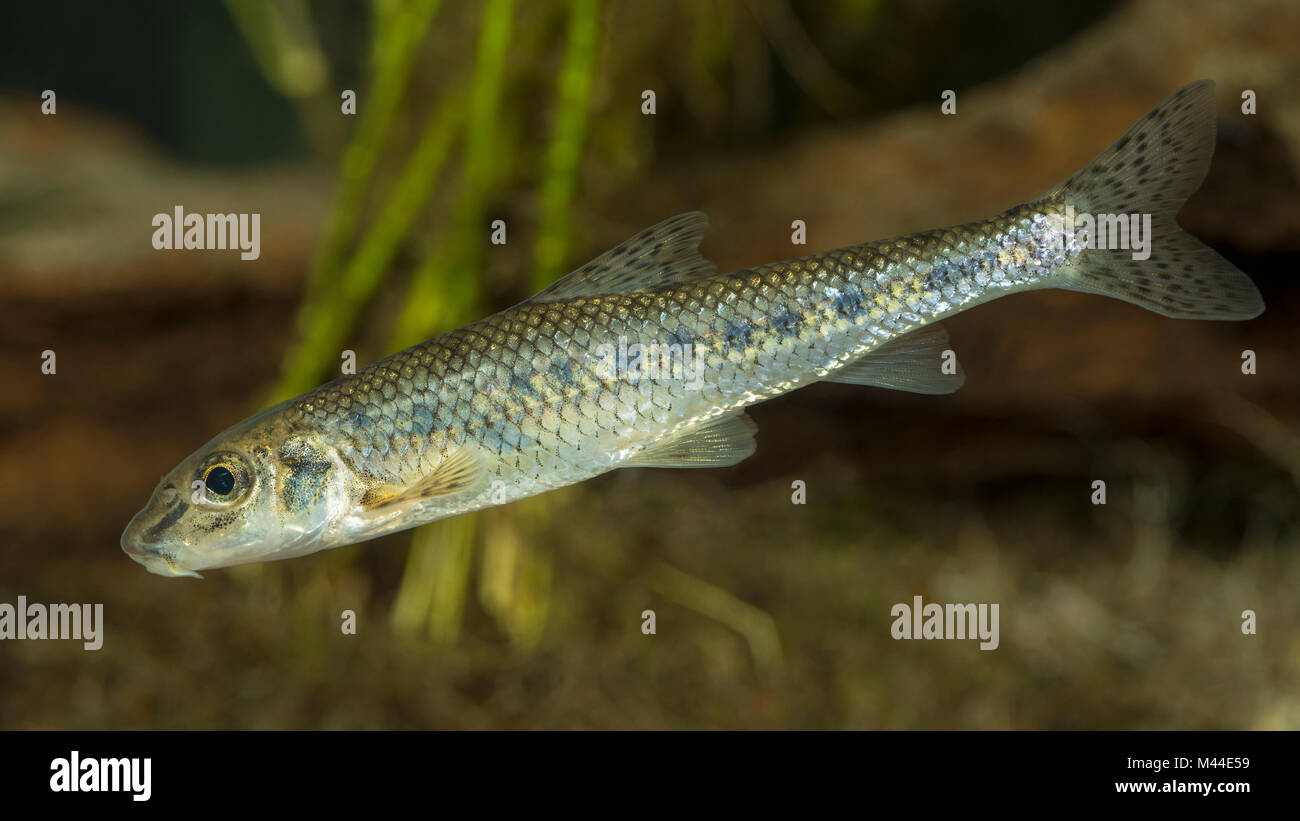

left=1047, top=80, right=1263, bottom=320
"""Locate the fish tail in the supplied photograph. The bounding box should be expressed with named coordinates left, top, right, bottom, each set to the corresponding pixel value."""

left=1043, top=79, right=1263, bottom=320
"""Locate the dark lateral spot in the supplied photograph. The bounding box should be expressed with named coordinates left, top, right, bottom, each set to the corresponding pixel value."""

left=832, top=287, right=864, bottom=319
left=548, top=358, right=575, bottom=384
left=667, top=327, right=694, bottom=348
left=509, top=372, right=538, bottom=397
left=349, top=409, right=372, bottom=431
left=724, top=320, right=754, bottom=349
left=772, top=307, right=802, bottom=336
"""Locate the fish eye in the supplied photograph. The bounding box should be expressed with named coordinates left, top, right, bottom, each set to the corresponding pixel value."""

left=194, top=452, right=251, bottom=507
left=206, top=466, right=235, bottom=495
left=203, top=464, right=237, bottom=496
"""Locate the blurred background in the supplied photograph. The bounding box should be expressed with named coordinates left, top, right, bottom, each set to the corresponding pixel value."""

left=2, top=0, right=1299, bottom=729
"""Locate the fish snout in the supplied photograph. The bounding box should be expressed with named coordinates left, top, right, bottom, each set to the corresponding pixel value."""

left=120, top=509, right=202, bottom=579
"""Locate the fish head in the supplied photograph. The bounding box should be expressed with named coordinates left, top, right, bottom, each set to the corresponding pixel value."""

left=121, top=404, right=344, bottom=578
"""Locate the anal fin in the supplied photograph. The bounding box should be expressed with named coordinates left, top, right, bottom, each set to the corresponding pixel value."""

left=826, top=323, right=964, bottom=394
left=624, top=411, right=758, bottom=469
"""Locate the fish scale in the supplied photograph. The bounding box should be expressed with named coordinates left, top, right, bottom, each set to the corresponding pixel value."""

left=285, top=202, right=1066, bottom=495
left=121, top=80, right=1265, bottom=577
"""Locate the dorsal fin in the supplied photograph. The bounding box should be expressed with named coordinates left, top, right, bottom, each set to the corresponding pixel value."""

left=526, top=211, right=717, bottom=303
left=825, top=323, right=964, bottom=394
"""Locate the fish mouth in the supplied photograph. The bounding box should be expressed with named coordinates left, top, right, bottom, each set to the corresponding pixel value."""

left=120, top=516, right=203, bottom=579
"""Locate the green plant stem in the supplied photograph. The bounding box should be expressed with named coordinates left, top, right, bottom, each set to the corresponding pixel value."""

left=388, top=0, right=516, bottom=350
left=532, top=0, right=601, bottom=292
left=266, top=94, right=464, bottom=405
left=271, top=0, right=442, bottom=402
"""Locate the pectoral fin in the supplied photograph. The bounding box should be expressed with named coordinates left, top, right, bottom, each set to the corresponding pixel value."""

left=825, top=323, right=964, bottom=394
left=360, top=446, right=487, bottom=510
left=623, top=411, right=758, bottom=468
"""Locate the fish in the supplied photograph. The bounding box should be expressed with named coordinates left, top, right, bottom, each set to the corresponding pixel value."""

left=121, top=80, right=1262, bottom=578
